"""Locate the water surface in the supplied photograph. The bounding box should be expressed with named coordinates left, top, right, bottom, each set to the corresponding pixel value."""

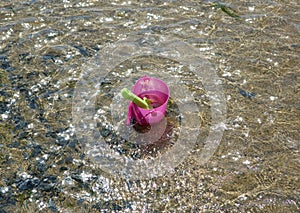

left=0, top=0, right=299, bottom=212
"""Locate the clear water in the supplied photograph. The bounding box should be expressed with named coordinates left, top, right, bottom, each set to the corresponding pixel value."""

left=0, top=0, right=299, bottom=212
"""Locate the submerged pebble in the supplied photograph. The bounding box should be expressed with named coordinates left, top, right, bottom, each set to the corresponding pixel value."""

left=238, top=88, right=255, bottom=98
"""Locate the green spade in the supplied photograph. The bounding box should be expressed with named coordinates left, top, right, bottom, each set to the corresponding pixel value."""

left=121, top=88, right=151, bottom=109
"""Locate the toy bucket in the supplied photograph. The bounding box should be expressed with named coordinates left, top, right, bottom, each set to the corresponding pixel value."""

left=126, top=76, right=170, bottom=126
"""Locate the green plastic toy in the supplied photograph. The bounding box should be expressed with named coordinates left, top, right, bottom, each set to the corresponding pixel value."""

left=121, top=88, right=152, bottom=109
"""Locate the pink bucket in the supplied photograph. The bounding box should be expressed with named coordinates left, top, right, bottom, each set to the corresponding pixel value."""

left=126, top=76, right=170, bottom=126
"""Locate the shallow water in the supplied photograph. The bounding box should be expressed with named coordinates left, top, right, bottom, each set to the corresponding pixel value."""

left=0, top=0, right=299, bottom=212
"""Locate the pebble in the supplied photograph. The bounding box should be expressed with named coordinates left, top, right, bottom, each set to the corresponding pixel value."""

left=36, top=160, right=48, bottom=172
left=38, top=176, right=57, bottom=192
left=17, top=178, right=40, bottom=191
